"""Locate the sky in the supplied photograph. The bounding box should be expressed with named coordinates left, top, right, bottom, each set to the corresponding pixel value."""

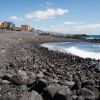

left=0, top=0, right=100, bottom=34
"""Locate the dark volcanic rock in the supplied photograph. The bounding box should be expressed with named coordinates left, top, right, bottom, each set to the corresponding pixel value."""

left=0, top=94, right=17, bottom=100
left=71, top=79, right=81, bottom=90
left=61, top=80, right=75, bottom=88
left=36, top=72, right=44, bottom=79
left=20, top=85, right=27, bottom=91
left=81, top=79, right=95, bottom=88
left=85, top=85, right=100, bottom=99
left=76, top=96, right=85, bottom=100
left=27, top=72, right=36, bottom=85
left=18, top=90, right=43, bottom=100
left=78, top=88, right=97, bottom=100
left=2, top=75, right=22, bottom=85
left=42, top=83, right=61, bottom=100
left=29, top=79, right=47, bottom=93
left=54, top=86, right=72, bottom=100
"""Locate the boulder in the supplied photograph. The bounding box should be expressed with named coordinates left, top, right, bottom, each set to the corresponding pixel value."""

left=85, top=85, right=99, bottom=99
left=36, top=72, right=44, bottom=79
left=8, top=69, right=17, bottom=77
left=61, top=80, right=75, bottom=88
left=71, top=79, right=81, bottom=90
left=29, top=79, right=47, bottom=93
left=27, top=72, right=36, bottom=86
left=0, top=78, right=3, bottom=85
left=17, top=70, right=29, bottom=80
left=78, top=88, right=97, bottom=100
left=0, top=94, right=17, bottom=100
left=20, top=85, right=27, bottom=91
left=54, top=86, right=72, bottom=100
left=19, top=90, right=43, bottom=100
left=10, top=75, right=26, bottom=85
left=76, top=96, right=85, bottom=100
left=0, top=69, right=6, bottom=77
left=81, top=79, right=95, bottom=88
left=42, top=83, right=61, bottom=100
left=47, top=78, right=59, bottom=85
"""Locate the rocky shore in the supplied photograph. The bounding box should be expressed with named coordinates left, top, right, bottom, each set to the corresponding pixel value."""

left=0, top=32, right=100, bottom=100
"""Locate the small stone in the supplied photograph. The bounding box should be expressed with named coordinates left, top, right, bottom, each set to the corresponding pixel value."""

left=36, top=72, right=44, bottom=79
left=77, top=96, right=85, bottom=100
left=0, top=78, right=3, bottom=85
left=2, top=80, right=10, bottom=84
left=72, top=95, right=77, bottom=100
left=0, top=69, right=6, bottom=77
left=48, top=78, right=59, bottom=84
left=9, top=69, right=16, bottom=76
left=20, top=85, right=27, bottom=91
left=1, top=94, right=17, bottom=100
left=27, top=72, right=36, bottom=85
left=17, top=70, right=29, bottom=80
left=61, top=80, right=75, bottom=87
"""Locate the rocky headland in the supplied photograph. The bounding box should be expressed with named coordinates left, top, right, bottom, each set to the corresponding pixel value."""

left=0, top=31, right=100, bottom=100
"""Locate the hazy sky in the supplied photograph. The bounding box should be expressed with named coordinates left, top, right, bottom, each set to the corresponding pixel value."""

left=0, top=0, right=100, bottom=34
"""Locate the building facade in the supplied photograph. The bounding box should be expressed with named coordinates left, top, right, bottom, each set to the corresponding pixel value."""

left=20, top=25, right=32, bottom=31
left=0, top=21, right=15, bottom=30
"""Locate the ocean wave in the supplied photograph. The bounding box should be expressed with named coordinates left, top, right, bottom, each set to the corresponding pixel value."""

left=41, top=42, right=100, bottom=60
left=64, top=47, right=100, bottom=60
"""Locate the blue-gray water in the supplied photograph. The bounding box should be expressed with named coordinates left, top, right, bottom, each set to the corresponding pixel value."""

left=41, top=42, right=100, bottom=60
left=83, top=35, right=100, bottom=39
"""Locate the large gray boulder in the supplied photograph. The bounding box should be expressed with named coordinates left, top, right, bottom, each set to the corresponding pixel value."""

left=42, top=83, right=61, bottom=100
left=29, top=79, right=47, bottom=93
left=54, top=86, right=72, bottom=100
left=85, top=85, right=99, bottom=99
left=0, top=94, right=17, bottom=100
left=19, top=90, right=43, bottom=100
left=78, top=88, right=98, bottom=100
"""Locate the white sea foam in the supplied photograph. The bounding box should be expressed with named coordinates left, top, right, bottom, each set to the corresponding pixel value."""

left=41, top=42, right=100, bottom=60
left=64, top=47, right=100, bottom=60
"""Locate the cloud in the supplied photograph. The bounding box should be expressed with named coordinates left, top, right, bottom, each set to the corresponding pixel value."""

left=25, top=8, right=68, bottom=20
left=63, top=21, right=82, bottom=25
left=46, top=1, right=54, bottom=6
left=9, top=16, right=25, bottom=22
left=74, top=24, right=100, bottom=30
left=9, top=8, right=68, bottom=22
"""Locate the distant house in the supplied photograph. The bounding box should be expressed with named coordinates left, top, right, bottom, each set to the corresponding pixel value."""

left=30, top=28, right=34, bottom=32
left=0, top=21, right=3, bottom=28
left=0, top=21, right=15, bottom=30
left=20, top=25, right=32, bottom=31
left=15, top=27, right=21, bottom=31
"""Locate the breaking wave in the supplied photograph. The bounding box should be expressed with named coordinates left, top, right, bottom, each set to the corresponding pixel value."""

left=41, top=42, right=100, bottom=60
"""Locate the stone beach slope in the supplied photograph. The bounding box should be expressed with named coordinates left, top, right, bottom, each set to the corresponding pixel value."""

left=0, top=31, right=100, bottom=100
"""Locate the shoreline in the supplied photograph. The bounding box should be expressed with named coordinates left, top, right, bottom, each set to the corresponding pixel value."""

left=0, top=32, right=100, bottom=99
left=40, top=41, right=100, bottom=60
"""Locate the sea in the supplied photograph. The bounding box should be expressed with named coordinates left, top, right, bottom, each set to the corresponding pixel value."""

left=41, top=35, right=100, bottom=60
left=83, top=35, right=100, bottom=39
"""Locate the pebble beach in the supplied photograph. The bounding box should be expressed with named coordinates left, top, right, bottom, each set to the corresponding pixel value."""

left=0, top=31, right=100, bottom=100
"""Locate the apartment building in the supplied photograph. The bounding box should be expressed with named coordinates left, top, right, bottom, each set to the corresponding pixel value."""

left=0, top=21, right=15, bottom=30
left=0, top=21, right=3, bottom=28
left=20, top=25, right=32, bottom=31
